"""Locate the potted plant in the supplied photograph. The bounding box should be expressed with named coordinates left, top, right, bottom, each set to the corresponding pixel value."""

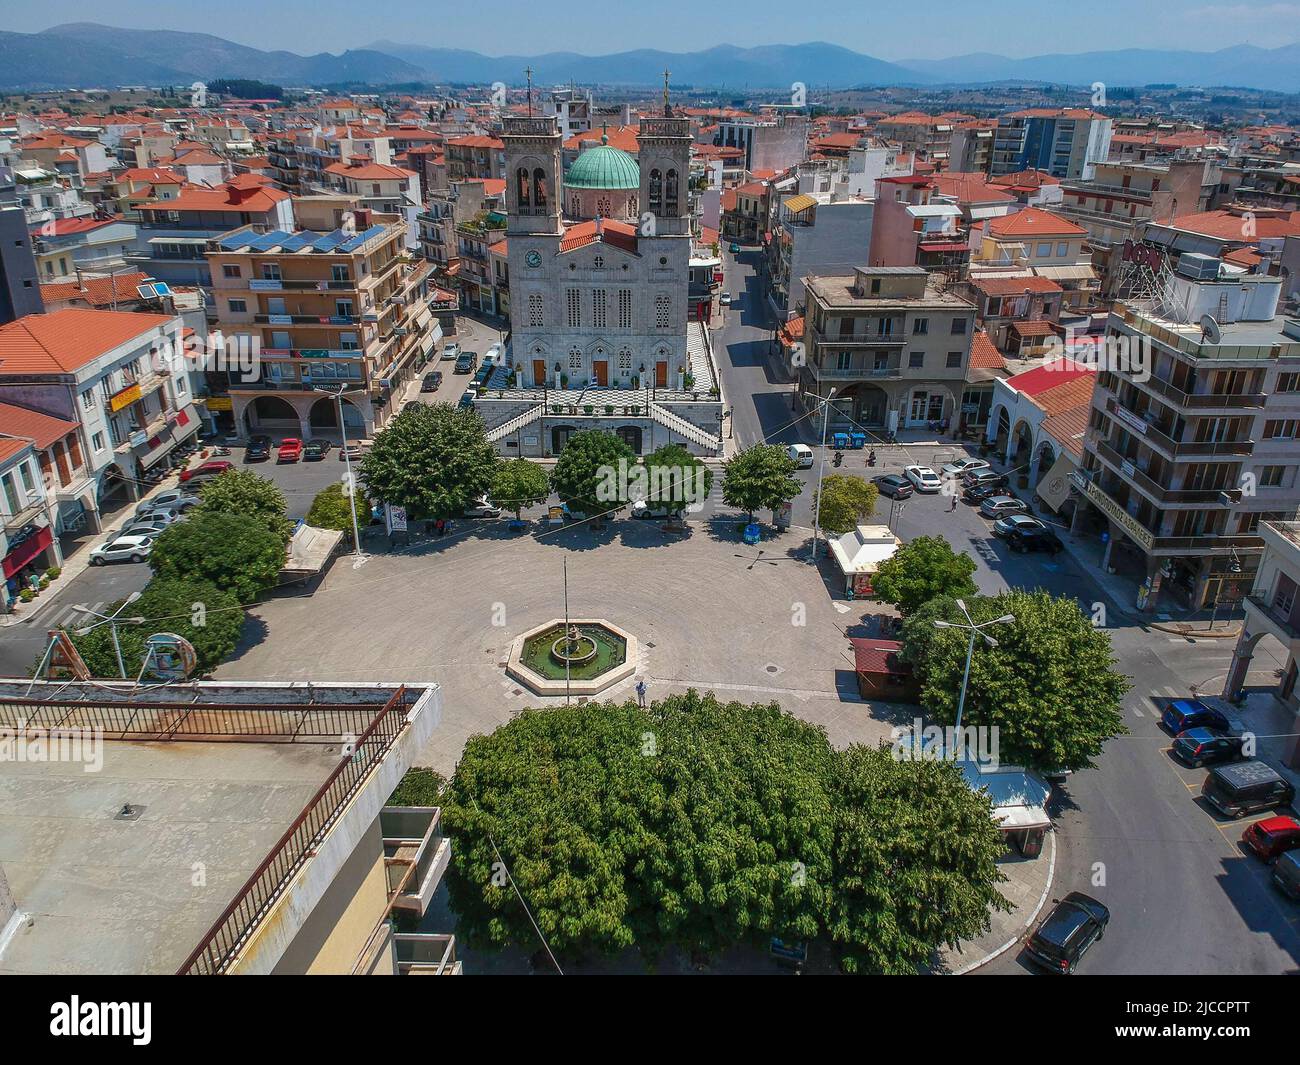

left=19, top=588, right=34, bottom=603
left=39, top=575, right=49, bottom=590
left=604, top=405, right=614, bottom=415
left=560, top=373, right=569, bottom=388
left=45, top=566, right=61, bottom=580
left=583, top=405, right=594, bottom=414
left=683, top=372, right=695, bottom=390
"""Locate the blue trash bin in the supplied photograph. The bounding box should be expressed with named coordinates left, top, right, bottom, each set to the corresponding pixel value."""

left=743, top=523, right=761, bottom=545
left=849, top=431, right=866, bottom=450
left=831, top=432, right=850, bottom=450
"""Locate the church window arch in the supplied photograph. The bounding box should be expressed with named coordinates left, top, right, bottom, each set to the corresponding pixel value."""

left=648, top=169, right=662, bottom=215
left=665, top=169, right=679, bottom=215
left=533, top=168, right=548, bottom=207
left=516, top=166, right=531, bottom=207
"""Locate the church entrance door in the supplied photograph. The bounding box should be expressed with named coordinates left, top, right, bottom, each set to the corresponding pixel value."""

left=533, top=360, right=547, bottom=387
left=655, top=361, right=668, bottom=388
left=593, top=361, right=608, bottom=386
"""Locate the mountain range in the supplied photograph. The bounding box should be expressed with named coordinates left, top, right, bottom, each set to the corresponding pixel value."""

left=1, top=24, right=1298, bottom=93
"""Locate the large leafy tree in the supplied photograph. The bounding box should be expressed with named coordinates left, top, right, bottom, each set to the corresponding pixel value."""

left=305, top=482, right=367, bottom=538
left=549, top=429, right=636, bottom=527
left=871, top=535, right=977, bottom=616
left=62, top=577, right=244, bottom=678
left=720, top=444, right=803, bottom=522
left=149, top=511, right=286, bottom=603
left=196, top=469, right=293, bottom=543
left=641, top=443, right=713, bottom=517
left=825, top=745, right=1010, bottom=974
left=490, top=458, right=550, bottom=521
left=900, top=591, right=1131, bottom=771
left=813, top=474, right=878, bottom=535
left=360, top=402, right=497, bottom=520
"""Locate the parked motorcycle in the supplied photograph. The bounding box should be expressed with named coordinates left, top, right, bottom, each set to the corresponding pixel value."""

left=832, top=451, right=843, bottom=467
left=867, top=450, right=877, bottom=467
left=212, top=446, right=232, bottom=457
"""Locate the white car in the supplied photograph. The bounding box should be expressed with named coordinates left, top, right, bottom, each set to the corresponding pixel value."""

left=904, top=465, right=942, bottom=492
left=462, top=496, right=501, bottom=519
left=440, top=342, right=460, bottom=361
left=89, top=534, right=154, bottom=565
left=940, top=457, right=990, bottom=479
left=135, top=489, right=196, bottom=515
left=720, top=293, right=733, bottom=306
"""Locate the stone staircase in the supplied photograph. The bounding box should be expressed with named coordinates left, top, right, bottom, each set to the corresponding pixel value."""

left=486, top=404, right=544, bottom=444
left=649, top=402, right=722, bottom=453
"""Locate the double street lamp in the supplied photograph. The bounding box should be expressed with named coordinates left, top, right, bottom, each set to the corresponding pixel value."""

left=933, top=598, right=1015, bottom=743
left=809, top=387, right=836, bottom=563
left=74, top=592, right=145, bottom=679
left=312, top=383, right=367, bottom=566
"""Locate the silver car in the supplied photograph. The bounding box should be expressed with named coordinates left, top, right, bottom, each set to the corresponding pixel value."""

left=89, top=534, right=153, bottom=565
left=980, top=495, right=1029, bottom=518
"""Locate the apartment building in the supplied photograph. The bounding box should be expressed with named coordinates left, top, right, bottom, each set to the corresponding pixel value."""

left=713, top=113, right=809, bottom=174
left=0, top=435, right=59, bottom=610
left=992, top=108, right=1113, bottom=181
left=721, top=180, right=771, bottom=244
left=766, top=192, right=875, bottom=318
left=0, top=197, right=43, bottom=324
left=971, top=207, right=1099, bottom=312
left=798, top=266, right=977, bottom=432
left=0, top=309, right=200, bottom=526
left=1074, top=259, right=1300, bottom=612
left=950, top=119, right=999, bottom=175
left=207, top=212, right=439, bottom=441
left=0, top=680, right=459, bottom=975
left=444, top=135, right=506, bottom=182
left=1227, top=519, right=1300, bottom=707
left=322, top=158, right=422, bottom=250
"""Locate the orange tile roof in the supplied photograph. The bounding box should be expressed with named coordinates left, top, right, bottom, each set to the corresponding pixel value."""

left=0, top=437, right=30, bottom=464
left=932, top=172, right=1015, bottom=204
left=971, top=276, right=1063, bottom=296
left=1031, top=373, right=1096, bottom=419
left=0, top=401, right=79, bottom=449
left=565, top=125, right=641, bottom=153
left=138, top=181, right=289, bottom=215
left=40, top=272, right=154, bottom=308
left=324, top=161, right=415, bottom=181
left=1165, top=208, right=1300, bottom=241
left=1039, top=405, right=1090, bottom=458
left=968, top=330, right=1006, bottom=370
left=559, top=219, right=638, bottom=254
left=29, top=216, right=118, bottom=238
left=446, top=135, right=504, bottom=150
left=987, top=206, right=1086, bottom=238
left=0, top=309, right=173, bottom=376
left=1007, top=359, right=1093, bottom=398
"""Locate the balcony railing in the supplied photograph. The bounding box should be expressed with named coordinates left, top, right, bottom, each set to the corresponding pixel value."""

left=393, top=934, right=461, bottom=975
left=381, top=806, right=451, bottom=917
left=1095, top=441, right=1242, bottom=504
left=1244, top=595, right=1300, bottom=642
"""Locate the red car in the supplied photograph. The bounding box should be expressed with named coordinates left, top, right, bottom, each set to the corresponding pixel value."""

left=1243, top=816, right=1300, bottom=862
left=277, top=438, right=303, bottom=463
left=179, top=459, right=233, bottom=483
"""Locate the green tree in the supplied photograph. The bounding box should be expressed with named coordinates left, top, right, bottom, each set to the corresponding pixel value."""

left=360, top=403, right=497, bottom=520
left=872, top=535, right=978, bottom=616
left=813, top=474, right=878, bottom=535
left=196, top=469, right=293, bottom=543
left=62, top=577, right=244, bottom=678
left=149, top=511, right=286, bottom=603
left=825, top=745, right=1010, bottom=974
left=549, top=429, right=636, bottom=527
left=900, top=590, right=1131, bottom=772
left=387, top=767, right=447, bottom=806
left=641, top=443, right=713, bottom=517
left=305, top=482, right=367, bottom=538
left=720, top=444, right=803, bottom=522
left=490, top=458, right=550, bottom=521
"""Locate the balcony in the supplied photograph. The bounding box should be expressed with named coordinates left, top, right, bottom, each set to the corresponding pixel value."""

left=381, top=806, right=451, bottom=917
left=3, top=498, right=46, bottom=531
left=1244, top=594, right=1300, bottom=647
left=254, top=313, right=358, bottom=326
left=393, top=933, right=461, bottom=975
left=1094, top=441, right=1242, bottom=505
left=811, top=361, right=901, bottom=380
left=1102, top=398, right=1254, bottom=457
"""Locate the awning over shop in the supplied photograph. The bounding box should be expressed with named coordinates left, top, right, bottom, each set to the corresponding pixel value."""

left=1033, top=264, right=1098, bottom=281
left=3, top=525, right=53, bottom=578
left=1036, top=453, right=1078, bottom=512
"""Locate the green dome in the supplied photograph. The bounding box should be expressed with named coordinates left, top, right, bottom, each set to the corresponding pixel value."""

left=565, top=144, right=640, bottom=190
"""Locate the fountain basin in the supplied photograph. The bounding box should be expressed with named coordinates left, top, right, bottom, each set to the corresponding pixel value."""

left=506, top=618, right=638, bottom=696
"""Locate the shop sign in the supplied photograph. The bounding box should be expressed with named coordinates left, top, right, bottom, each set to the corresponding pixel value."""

left=109, top=383, right=142, bottom=412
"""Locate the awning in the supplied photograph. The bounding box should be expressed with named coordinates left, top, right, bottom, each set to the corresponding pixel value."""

left=1036, top=453, right=1078, bottom=512
left=1033, top=264, right=1098, bottom=281
left=1011, top=320, right=1056, bottom=337
left=3, top=525, right=53, bottom=578
left=146, top=236, right=210, bottom=245
left=783, top=193, right=817, bottom=214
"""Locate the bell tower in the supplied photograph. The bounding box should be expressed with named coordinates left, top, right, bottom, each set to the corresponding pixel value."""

left=636, top=71, right=692, bottom=238
left=503, top=108, right=562, bottom=238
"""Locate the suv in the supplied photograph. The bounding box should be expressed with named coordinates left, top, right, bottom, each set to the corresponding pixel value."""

left=873, top=474, right=913, bottom=499
left=245, top=435, right=272, bottom=462
left=90, top=534, right=154, bottom=565
left=964, top=468, right=1009, bottom=489
left=1024, top=892, right=1109, bottom=974
left=136, top=490, right=197, bottom=515
left=1161, top=698, right=1230, bottom=735
left=454, top=351, right=478, bottom=374
left=1202, top=760, right=1297, bottom=819
left=303, top=440, right=332, bottom=461
left=980, top=495, right=1028, bottom=518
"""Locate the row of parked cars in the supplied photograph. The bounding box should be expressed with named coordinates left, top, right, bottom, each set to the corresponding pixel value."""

left=245, top=435, right=340, bottom=463
left=88, top=480, right=209, bottom=565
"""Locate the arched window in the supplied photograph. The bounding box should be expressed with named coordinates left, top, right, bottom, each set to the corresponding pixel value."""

left=629, top=193, right=638, bottom=215
left=648, top=169, right=662, bottom=215
left=597, top=196, right=611, bottom=218
left=568, top=346, right=583, bottom=369
left=516, top=166, right=530, bottom=207
left=570, top=193, right=580, bottom=217
left=665, top=169, right=679, bottom=215
left=533, top=168, right=548, bottom=207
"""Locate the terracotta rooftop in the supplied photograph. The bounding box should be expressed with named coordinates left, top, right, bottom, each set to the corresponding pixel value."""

left=0, top=401, right=80, bottom=449
left=0, top=309, right=173, bottom=376
left=987, top=206, right=1086, bottom=238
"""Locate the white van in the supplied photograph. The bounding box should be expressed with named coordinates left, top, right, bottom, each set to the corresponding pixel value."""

left=786, top=443, right=815, bottom=470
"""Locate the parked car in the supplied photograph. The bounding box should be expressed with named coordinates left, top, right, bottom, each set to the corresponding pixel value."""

left=338, top=443, right=363, bottom=462
left=993, top=514, right=1044, bottom=539
left=786, top=443, right=815, bottom=470
left=137, top=501, right=193, bottom=525
left=1024, top=892, right=1109, bottom=974
left=462, top=496, right=501, bottom=519
left=941, top=457, right=990, bottom=478
left=277, top=438, right=303, bottom=463
left=135, top=490, right=196, bottom=515
left=457, top=393, right=475, bottom=410
left=1161, top=697, right=1230, bottom=735
left=121, top=520, right=169, bottom=539
left=1273, top=850, right=1300, bottom=899
left=89, top=534, right=154, bottom=565
left=980, top=495, right=1029, bottom=518
left=303, top=440, right=333, bottom=461
left=964, top=468, right=1009, bottom=488
left=728, top=242, right=741, bottom=254
left=962, top=482, right=1007, bottom=505
left=1242, top=815, right=1300, bottom=862
left=179, top=459, right=234, bottom=483
left=1202, top=760, right=1297, bottom=819
left=1007, top=526, right=1064, bottom=555
left=454, top=351, right=478, bottom=374
left=720, top=293, right=733, bottom=306
left=422, top=371, right=443, bottom=392
left=441, top=342, right=460, bottom=361
left=245, top=435, right=272, bottom=462
left=873, top=474, right=914, bottom=499
left=1173, top=727, right=1247, bottom=768
left=904, top=465, right=942, bottom=492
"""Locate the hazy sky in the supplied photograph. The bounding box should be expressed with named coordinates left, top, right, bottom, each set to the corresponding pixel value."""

left=0, top=0, right=1297, bottom=59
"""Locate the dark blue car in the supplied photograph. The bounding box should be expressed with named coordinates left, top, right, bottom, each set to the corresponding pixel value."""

left=1161, top=698, right=1230, bottom=735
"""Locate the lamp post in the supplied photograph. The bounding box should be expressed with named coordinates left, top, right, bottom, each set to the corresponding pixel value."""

left=933, top=598, right=1015, bottom=747
left=74, top=592, right=146, bottom=679
left=312, top=383, right=367, bottom=566
left=809, top=387, right=837, bottom=563
left=1207, top=548, right=1243, bottom=631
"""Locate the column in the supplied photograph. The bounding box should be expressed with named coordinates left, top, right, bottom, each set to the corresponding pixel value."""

left=1222, top=628, right=1255, bottom=702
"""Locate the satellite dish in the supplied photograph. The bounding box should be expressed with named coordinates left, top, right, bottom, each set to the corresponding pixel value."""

left=1200, top=314, right=1222, bottom=343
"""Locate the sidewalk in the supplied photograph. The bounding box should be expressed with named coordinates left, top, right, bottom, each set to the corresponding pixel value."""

left=940, top=830, right=1057, bottom=974
left=2, top=474, right=183, bottom=628
left=1199, top=690, right=1300, bottom=796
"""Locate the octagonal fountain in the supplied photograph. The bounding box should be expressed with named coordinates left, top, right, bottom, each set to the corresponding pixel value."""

left=506, top=619, right=638, bottom=697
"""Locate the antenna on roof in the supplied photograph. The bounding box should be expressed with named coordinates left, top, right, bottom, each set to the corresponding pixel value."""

left=525, top=67, right=534, bottom=117
left=662, top=69, right=672, bottom=117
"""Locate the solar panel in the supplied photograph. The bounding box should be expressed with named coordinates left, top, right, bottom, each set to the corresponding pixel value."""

left=248, top=229, right=290, bottom=251
left=311, top=229, right=349, bottom=252
left=218, top=232, right=254, bottom=251
left=151, top=282, right=172, bottom=296
left=339, top=224, right=388, bottom=252
left=277, top=233, right=312, bottom=252
left=136, top=284, right=158, bottom=299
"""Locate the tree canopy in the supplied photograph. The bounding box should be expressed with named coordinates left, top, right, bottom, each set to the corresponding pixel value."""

left=149, top=510, right=286, bottom=603
left=305, top=481, right=367, bottom=537
left=813, top=474, right=878, bottom=535
left=871, top=535, right=978, bottom=616
left=360, top=403, right=498, bottom=520
left=490, top=458, right=550, bottom=521
left=900, top=590, right=1131, bottom=771
left=641, top=443, right=713, bottom=516
left=549, top=430, right=636, bottom=525
left=721, top=444, right=803, bottom=521
left=196, top=469, right=293, bottom=543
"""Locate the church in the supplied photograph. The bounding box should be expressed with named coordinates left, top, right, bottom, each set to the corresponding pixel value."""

left=470, top=101, right=723, bottom=458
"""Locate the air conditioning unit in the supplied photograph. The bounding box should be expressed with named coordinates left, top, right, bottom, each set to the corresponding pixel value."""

left=1175, top=252, right=1221, bottom=281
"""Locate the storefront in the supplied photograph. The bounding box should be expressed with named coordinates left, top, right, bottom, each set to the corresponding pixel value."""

left=3, top=523, right=57, bottom=611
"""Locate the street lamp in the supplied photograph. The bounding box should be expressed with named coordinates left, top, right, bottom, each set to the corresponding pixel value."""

left=809, top=387, right=837, bottom=563
left=312, top=383, right=367, bottom=566
left=74, top=592, right=145, bottom=679
left=933, top=598, right=1015, bottom=747
left=1207, top=548, right=1243, bottom=631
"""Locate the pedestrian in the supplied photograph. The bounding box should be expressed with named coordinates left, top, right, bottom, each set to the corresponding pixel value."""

left=948, top=493, right=958, bottom=512
left=636, top=680, right=647, bottom=708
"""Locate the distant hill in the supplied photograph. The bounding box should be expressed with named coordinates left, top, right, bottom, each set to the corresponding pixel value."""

left=0, top=22, right=427, bottom=90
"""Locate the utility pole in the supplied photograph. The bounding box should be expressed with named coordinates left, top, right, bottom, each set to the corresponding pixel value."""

left=809, top=387, right=836, bottom=563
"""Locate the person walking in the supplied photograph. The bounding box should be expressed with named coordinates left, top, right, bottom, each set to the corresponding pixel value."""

left=948, top=493, right=959, bottom=512
left=635, top=680, right=647, bottom=708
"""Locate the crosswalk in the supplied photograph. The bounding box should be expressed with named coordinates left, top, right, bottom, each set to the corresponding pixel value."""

left=42, top=601, right=103, bottom=632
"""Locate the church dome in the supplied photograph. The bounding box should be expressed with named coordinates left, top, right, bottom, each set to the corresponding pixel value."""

left=565, top=143, right=640, bottom=190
